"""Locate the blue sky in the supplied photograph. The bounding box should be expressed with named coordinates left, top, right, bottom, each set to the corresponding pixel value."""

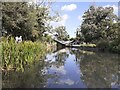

left=50, top=2, right=118, bottom=38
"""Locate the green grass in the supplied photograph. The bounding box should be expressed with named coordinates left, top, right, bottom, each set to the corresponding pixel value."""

left=79, top=49, right=95, bottom=55
left=80, top=43, right=96, bottom=47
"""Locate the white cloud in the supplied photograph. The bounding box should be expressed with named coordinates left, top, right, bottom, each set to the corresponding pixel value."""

left=61, top=14, right=69, bottom=25
left=59, top=79, right=74, bottom=85
left=112, top=5, right=118, bottom=12
left=50, top=66, right=67, bottom=75
left=103, top=5, right=118, bottom=14
left=78, top=15, right=83, bottom=21
left=50, top=14, right=69, bottom=27
left=61, top=4, right=77, bottom=11
left=78, top=15, right=83, bottom=25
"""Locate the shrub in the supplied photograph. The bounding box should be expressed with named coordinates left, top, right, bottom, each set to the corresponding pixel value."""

left=109, top=42, right=120, bottom=54
left=96, top=39, right=120, bottom=54
left=96, top=40, right=109, bottom=51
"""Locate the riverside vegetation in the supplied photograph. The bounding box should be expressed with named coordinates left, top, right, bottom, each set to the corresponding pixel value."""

left=1, top=2, right=62, bottom=71
left=1, top=37, right=47, bottom=71
left=1, top=2, right=120, bottom=88
left=77, top=6, right=120, bottom=53
left=1, top=2, right=120, bottom=72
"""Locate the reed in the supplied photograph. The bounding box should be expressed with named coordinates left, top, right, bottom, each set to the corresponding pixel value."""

left=2, top=37, right=47, bottom=71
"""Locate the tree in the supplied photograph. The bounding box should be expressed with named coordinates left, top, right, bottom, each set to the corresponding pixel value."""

left=81, top=6, right=118, bottom=43
left=2, top=2, right=33, bottom=40
left=54, top=26, right=69, bottom=41
left=80, top=5, right=120, bottom=53
left=34, top=1, right=61, bottom=41
left=2, top=2, right=60, bottom=41
left=76, top=27, right=84, bottom=41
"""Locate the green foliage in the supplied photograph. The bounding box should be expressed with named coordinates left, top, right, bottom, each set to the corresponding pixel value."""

left=54, top=26, right=69, bottom=41
left=108, top=40, right=120, bottom=54
left=81, top=6, right=117, bottom=43
left=76, top=27, right=85, bottom=41
left=44, top=35, right=53, bottom=44
left=96, top=39, right=109, bottom=51
left=2, top=2, right=61, bottom=41
left=80, top=5, right=120, bottom=53
left=2, top=37, right=46, bottom=71
left=2, top=2, right=32, bottom=40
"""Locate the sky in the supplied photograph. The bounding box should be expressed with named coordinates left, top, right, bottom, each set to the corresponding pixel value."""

left=50, top=1, right=119, bottom=38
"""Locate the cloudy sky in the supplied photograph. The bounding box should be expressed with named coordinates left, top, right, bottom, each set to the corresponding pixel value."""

left=50, top=2, right=118, bottom=37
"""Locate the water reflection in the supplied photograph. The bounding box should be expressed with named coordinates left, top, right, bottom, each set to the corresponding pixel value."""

left=2, top=48, right=119, bottom=88
left=2, top=61, right=47, bottom=88
left=70, top=49, right=119, bottom=88
left=80, top=54, right=119, bottom=88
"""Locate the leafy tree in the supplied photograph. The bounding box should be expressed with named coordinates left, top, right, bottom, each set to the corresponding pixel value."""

left=81, top=6, right=118, bottom=43
left=80, top=5, right=120, bottom=53
left=2, top=2, right=60, bottom=41
left=2, top=2, right=33, bottom=40
left=34, top=2, right=61, bottom=41
left=54, top=26, right=69, bottom=41
left=76, top=27, right=84, bottom=41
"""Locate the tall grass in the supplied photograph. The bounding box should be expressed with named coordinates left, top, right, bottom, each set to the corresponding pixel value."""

left=2, top=37, right=47, bottom=71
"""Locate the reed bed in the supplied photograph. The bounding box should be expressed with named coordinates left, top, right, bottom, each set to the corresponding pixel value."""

left=2, top=37, right=47, bottom=71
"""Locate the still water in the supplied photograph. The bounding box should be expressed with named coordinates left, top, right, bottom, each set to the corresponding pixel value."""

left=2, top=48, right=120, bottom=88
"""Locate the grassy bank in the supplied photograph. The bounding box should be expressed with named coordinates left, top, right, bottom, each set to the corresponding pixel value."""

left=1, top=37, right=47, bottom=71
left=80, top=43, right=96, bottom=47
left=79, top=43, right=120, bottom=54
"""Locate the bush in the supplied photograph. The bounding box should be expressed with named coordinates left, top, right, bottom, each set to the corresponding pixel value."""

left=96, top=39, right=120, bottom=54
left=2, top=37, right=47, bottom=71
left=96, top=40, right=109, bottom=51
left=109, top=41, right=120, bottom=54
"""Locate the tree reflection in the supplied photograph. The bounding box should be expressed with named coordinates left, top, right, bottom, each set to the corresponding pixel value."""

left=54, top=52, right=69, bottom=67
left=70, top=48, right=119, bottom=88
left=2, top=60, right=47, bottom=88
left=69, top=48, right=95, bottom=63
left=2, top=48, right=70, bottom=88
left=50, top=48, right=69, bottom=68
left=79, top=52, right=119, bottom=88
left=2, top=48, right=119, bottom=88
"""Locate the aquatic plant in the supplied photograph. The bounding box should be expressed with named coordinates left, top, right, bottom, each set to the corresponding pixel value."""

left=2, top=37, right=47, bottom=71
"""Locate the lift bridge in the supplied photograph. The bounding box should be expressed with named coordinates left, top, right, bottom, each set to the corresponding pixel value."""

left=44, top=31, right=72, bottom=49
left=44, top=31, right=97, bottom=51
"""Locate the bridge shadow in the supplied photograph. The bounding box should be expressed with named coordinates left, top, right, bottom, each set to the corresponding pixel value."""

left=53, top=38, right=66, bottom=53
left=53, top=44, right=65, bottom=53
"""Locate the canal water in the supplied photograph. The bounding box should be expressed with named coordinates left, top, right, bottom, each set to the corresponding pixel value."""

left=2, top=48, right=120, bottom=88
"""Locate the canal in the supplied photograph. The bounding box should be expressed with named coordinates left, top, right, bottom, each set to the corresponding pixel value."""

left=2, top=48, right=120, bottom=88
